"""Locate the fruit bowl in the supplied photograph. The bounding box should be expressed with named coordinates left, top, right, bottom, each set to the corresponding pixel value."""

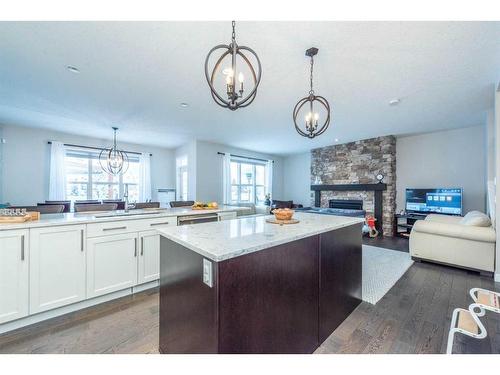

left=273, top=208, right=294, bottom=221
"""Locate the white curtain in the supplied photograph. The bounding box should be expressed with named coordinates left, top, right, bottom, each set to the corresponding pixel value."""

left=265, top=159, right=273, bottom=200
left=49, top=141, right=66, bottom=200
left=139, top=153, right=152, bottom=202
left=222, top=153, right=232, bottom=204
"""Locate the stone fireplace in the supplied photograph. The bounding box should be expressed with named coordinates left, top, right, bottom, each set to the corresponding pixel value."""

left=311, top=135, right=396, bottom=236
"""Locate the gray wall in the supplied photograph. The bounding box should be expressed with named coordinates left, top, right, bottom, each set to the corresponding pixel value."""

left=282, top=152, right=311, bottom=206
left=0, top=124, right=176, bottom=206
left=194, top=140, right=284, bottom=203
left=396, top=125, right=486, bottom=214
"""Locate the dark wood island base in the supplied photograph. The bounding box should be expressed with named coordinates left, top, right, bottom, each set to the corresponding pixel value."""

left=159, top=223, right=362, bottom=354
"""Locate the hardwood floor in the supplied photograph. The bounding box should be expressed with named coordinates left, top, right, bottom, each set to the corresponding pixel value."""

left=0, top=258, right=498, bottom=354
left=363, top=235, right=409, bottom=252
left=315, top=261, right=500, bottom=354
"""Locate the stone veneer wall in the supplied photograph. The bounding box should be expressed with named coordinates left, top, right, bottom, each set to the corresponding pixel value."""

left=311, top=136, right=396, bottom=236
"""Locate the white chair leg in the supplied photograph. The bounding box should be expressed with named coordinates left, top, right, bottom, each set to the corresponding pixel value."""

left=446, top=308, right=461, bottom=354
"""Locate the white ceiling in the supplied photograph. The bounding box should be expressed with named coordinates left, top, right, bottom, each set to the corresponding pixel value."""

left=0, top=21, right=499, bottom=155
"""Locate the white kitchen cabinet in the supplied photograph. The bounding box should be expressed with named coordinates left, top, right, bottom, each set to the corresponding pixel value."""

left=29, top=225, right=86, bottom=314
left=86, top=232, right=139, bottom=298
left=138, top=230, right=160, bottom=284
left=0, top=230, right=29, bottom=324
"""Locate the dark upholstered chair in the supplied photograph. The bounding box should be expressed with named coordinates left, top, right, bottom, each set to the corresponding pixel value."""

left=74, top=203, right=118, bottom=213
left=270, top=200, right=303, bottom=213
left=42, top=201, right=71, bottom=213
left=75, top=200, right=100, bottom=205
left=134, top=202, right=161, bottom=209
left=103, top=200, right=126, bottom=210
left=169, top=200, right=195, bottom=208
left=10, top=204, right=65, bottom=214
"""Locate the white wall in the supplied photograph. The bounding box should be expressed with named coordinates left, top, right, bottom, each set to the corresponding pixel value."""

left=282, top=152, right=311, bottom=206
left=0, top=124, right=176, bottom=205
left=495, top=84, right=500, bottom=282
left=194, top=140, right=284, bottom=203
left=396, top=125, right=486, bottom=214
left=486, top=110, right=496, bottom=186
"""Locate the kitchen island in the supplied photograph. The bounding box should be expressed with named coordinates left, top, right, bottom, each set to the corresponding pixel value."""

left=157, top=212, right=364, bottom=354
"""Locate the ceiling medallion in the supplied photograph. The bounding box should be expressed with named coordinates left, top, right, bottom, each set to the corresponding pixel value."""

left=204, top=21, right=262, bottom=110
left=293, top=47, right=331, bottom=139
left=99, top=127, right=129, bottom=175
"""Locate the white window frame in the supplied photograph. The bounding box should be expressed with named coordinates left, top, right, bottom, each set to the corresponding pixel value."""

left=64, top=148, right=140, bottom=201
left=230, top=159, right=267, bottom=205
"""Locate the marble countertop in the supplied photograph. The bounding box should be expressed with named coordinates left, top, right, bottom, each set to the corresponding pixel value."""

left=157, top=212, right=364, bottom=262
left=0, top=205, right=248, bottom=231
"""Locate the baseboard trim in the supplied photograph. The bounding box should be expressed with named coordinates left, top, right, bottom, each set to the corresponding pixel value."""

left=0, top=280, right=159, bottom=335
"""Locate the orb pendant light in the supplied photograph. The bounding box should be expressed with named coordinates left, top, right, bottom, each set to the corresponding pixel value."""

left=293, top=47, right=331, bottom=138
left=204, top=21, right=262, bottom=110
left=99, top=127, right=129, bottom=175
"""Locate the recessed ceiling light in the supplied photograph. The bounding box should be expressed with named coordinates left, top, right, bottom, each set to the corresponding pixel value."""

left=334, top=138, right=339, bottom=142
left=180, top=103, right=189, bottom=108
left=66, top=65, right=80, bottom=74
left=389, top=98, right=401, bottom=106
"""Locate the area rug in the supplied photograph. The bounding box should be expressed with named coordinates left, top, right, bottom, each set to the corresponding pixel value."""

left=362, top=245, right=413, bottom=305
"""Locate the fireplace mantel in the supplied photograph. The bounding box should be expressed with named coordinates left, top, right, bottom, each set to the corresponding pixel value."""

left=311, top=183, right=387, bottom=232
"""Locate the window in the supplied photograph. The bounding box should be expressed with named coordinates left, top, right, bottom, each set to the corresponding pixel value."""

left=64, top=148, right=140, bottom=202
left=229, top=159, right=267, bottom=205
left=176, top=156, right=188, bottom=201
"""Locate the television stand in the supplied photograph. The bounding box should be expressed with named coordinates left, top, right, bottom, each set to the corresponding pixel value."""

left=393, top=213, right=428, bottom=239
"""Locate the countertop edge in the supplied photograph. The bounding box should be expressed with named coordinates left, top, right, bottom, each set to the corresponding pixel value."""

left=0, top=206, right=247, bottom=231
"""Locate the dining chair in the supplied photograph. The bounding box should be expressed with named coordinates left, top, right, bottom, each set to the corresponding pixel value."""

left=102, top=200, right=126, bottom=210
left=134, top=202, right=161, bottom=209
left=75, top=200, right=100, bottom=205
left=74, top=203, right=118, bottom=213
left=169, top=201, right=195, bottom=208
left=42, top=201, right=71, bottom=213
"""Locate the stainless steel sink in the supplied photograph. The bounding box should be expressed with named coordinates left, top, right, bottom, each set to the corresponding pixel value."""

left=94, top=210, right=164, bottom=218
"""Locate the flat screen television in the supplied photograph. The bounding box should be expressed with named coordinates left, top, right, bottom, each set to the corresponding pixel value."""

left=405, top=188, right=463, bottom=216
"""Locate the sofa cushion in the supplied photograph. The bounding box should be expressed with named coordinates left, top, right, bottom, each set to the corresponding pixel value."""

left=460, top=211, right=491, bottom=227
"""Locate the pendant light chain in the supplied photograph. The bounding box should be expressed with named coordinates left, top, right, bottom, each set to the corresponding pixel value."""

left=309, top=55, right=314, bottom=95
left=232, top=20, right=236, bottom=42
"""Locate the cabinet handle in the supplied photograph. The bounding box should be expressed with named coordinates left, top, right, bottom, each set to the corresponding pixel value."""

left=150, top=222, right=169, bottom=227
left=81, top=229, right=84, bottom=252
left=103, top=226, right=127, bottom=231
left=141, top=237, right=144, bottom=256
left=21, top=235, right=25, bottom=261
left=134, top=238, right=137, bottom=257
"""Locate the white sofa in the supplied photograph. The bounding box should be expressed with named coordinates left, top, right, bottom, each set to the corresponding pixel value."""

left=409, top=212, right=496, bottom=274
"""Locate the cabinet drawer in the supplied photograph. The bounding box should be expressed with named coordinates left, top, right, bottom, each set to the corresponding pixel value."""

left=87, top=220, right=142, bottom=237
left=137, top=217, right=177, bottom=230
left=87, top=216, right=176, bottom=237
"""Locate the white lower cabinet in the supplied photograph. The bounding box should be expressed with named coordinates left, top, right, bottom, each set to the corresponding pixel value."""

left=138, top=230, right=160, bottom=284
left=86, top=232, right=139, bottom=298
left=29, top=225, right=86, bottom=314
left=0, top=230, right=29, bottom=324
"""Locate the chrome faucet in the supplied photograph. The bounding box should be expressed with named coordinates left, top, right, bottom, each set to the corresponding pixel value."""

left=123, top=185, right=129, bottom=212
